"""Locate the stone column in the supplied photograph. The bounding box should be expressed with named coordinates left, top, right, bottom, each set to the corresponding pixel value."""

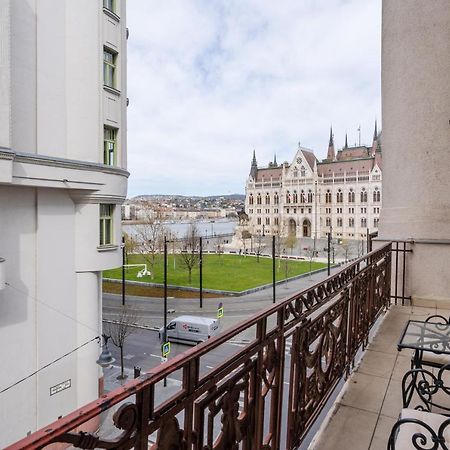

left=380, top=1, right=450, bottom=306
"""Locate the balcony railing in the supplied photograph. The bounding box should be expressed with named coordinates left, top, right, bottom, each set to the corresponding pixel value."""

left=8, top=244, right=392, bottom=450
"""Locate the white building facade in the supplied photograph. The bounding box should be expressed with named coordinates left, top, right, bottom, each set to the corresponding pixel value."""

left=245, top=127, right=382, bottom=240
left=0, top=0, right=128, bottom=446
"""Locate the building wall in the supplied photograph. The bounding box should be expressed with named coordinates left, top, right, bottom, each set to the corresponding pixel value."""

left=380, top=0, right=450, bottom=306
left=245, top=149, right=382, bottom=241
left=0, top=0, right=128, bottom=445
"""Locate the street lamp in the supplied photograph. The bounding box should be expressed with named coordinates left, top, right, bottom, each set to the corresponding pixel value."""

left=122, top=236, right=126, bottom=306
left=96, top=334, right=115, bottom=368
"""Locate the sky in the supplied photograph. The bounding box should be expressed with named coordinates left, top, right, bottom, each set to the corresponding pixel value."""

left=126, top=0, right=381, bottom=198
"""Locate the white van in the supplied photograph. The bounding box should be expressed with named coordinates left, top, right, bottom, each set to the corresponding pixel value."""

left=159, top=315, right=220, bottom=345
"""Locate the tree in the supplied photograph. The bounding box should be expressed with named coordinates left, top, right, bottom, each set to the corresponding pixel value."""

left=134, top=202, right=166, bottom=280
left=254, top=232, right=265, bottom=262
left=339, top=239, right=351, bottom=263
left=284, top=233, right=297, bottom=255
left=179, top=223, right=200, bottom=284
left=123, top=231, right=139, bottom=266
left=240, top=229, right=251, bottom=257
left=282, top=248, right=291, bottom=289
left=105, top=306, right=138, bottom=380
left=305, top=246, right=315, bottom=279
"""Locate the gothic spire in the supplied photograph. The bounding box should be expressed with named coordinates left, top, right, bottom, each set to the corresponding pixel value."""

left=273, top=154, right=278, bottom=167
left=250, top=149, right=258, bottom=178
left=344, top=132, right=348, bottom=149
left=327, top=126, right=335, bottom=160
left=371, top=120, right=378, bottom=155
left=373, top=120, right=378, bottom=141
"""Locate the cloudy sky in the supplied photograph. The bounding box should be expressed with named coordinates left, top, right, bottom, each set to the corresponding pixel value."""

left=126, top=0, right=381, bottom=198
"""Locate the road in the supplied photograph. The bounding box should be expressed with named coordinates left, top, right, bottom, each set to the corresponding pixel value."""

left=102, top=267, right=344, bottom=447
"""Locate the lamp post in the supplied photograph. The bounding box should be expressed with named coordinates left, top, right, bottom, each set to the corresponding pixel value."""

left=272, top=235, right=276, bottom=303
left=163, top=237, right=168, bottom=387
left=122, top=235, right=126, bottom=306
left=199, top=236, right=203, bottom=309
left=96, top=334, right=115, bottom=368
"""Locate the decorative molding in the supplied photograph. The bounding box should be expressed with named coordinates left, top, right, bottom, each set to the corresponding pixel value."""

left=12, top=150, right=129, bottom=177
left=97, top=244, right=119, bottom=253
left=102, top=7, right=120, bottom=23
left=103, top=85, right=121, bottom=97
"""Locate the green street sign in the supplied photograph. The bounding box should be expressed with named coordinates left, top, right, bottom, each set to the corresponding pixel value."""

left=162, top=341, right=171, bottom=357
left=217, top=306, right=224, bottom=319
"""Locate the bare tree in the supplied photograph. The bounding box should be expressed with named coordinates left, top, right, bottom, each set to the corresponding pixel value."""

left=339, top=239, right=350, bottom=263
left=284, top=233, right=297, bottom=255
left=240, top=229, right=251, bottom=257
left=282, top=249, right=291, bottom=289
left=254, top=232, right=265, bottom=262
left=305, top=246, right=315, bottom=280
left=179, top=223, right=200, bottom=284
left=123, top=231, right=139, bottom=266
left=134, top=202, right=166, bottom=280
left=105, top=306, right=138, bottom=380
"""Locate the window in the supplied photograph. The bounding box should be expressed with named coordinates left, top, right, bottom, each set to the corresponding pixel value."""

left=307, top=190, right=313, bottom=203
left=103, top=48, right=117, bottom=88
left=301, top=166, right=306, bottom=177
left=249, top=194, right=254, bottom=205
left=325, top=190, right=332, bottom=203
left=361, top=218, right=367, bottom=228
left=300, top=190, right=305, bottom=203
left=373, top=188, right=381, bottom=202
left=348, top=189, right=355, bottom=203
left=103, top=0, right=115, bottom=12
left=336, top=190, right=343, bottom=203
left=361, top=189, right=367, bottom=203
left=100, top=204, right=114, bottom=246
left=374, top=218, right=379, bottom=227
left=257, top=193, right=262, bottom=205
left=349, top=218, right=354, bottom=227
left=293, top=191, right=298, bottom=203
left=326, top=217, right=331, bottom=227
left=286, top=191, right=291, bottom=203
left=274, top=193, right=279, bottom=204
left=265, top=217, right=270, bottom=225
left=265, top=193, right=270, bottom=205
left=104, top=127, right=117, bottom=165
left=274, top=217, right=279, bottom=225
left=257, top=217, right=262, bottom=225
left=337, top=217, right=343, bottom=227
left=308, top=207, right=312, bottom=214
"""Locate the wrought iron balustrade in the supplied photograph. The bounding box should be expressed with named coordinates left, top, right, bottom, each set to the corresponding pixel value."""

left=8, top=244, right=392, bottom=450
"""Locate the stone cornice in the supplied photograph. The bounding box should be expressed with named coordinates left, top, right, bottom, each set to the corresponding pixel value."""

left=2, top=148, right=129, bottom=178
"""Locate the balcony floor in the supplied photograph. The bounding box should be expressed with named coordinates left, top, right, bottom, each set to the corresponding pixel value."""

left=308, top=304, right=446, bottom=450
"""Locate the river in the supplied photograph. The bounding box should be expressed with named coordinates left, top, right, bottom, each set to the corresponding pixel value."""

left=123, top=219, right=238, bottom=238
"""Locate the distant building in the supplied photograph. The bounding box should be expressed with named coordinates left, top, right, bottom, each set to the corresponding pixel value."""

left=245, top=125, right=382, bottom=240
left=0, top=1, right=128, bottom=446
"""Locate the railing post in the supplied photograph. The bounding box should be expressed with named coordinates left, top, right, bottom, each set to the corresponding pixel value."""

left=134, top=386, right=151, bottom=450
left=183, top=358, right=199, bottom=448
left=254, top=318, right=267, bottom=448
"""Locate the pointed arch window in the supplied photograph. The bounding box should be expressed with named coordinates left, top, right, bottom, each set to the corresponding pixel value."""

left=274, top=193, right=279, bottom=205
left=307, top=190, right=313, bottom=203
left=286, top=191, right=291, bottom=204
left=300, top=166, right=306, bottom=177
left=293, top=191, right=298, bottom=203
left=257, top=193, right=262, bottom=205
left=348, top=189, right=355, bottom=203
left=265, top=193, right=270, bottom=205
left=249, top=194, right=254, bottom=205
left=300, top=190, right=305, bottom=204
left=361, top=188, right=367, bottom=203
left=325, top=189, right=332, bottom=204
left=336, top=189, right=343, bottom=203
left=373, top=188, right=381, bottom=202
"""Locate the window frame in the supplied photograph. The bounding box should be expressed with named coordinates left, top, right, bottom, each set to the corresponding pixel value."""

left=103, top=47, right=117, bottom=89
left=99, top=204, right=114, bottom=246
left=103, top=126, right=117, bottom=166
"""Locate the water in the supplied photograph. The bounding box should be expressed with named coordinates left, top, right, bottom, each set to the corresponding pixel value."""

left=123, top=219, right=238, bottom=238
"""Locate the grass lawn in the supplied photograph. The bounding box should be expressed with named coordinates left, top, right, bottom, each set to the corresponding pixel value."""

left=103, top=254, right=327, bottom=292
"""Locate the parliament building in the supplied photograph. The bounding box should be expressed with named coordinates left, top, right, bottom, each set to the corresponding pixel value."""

left=245, top=124, right=382, bottom=240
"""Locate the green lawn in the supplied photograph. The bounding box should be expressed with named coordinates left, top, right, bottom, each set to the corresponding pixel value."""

left=103, top=254, right=326, bottom=292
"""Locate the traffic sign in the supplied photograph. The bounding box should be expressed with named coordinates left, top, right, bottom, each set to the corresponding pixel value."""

left=217, top=306, right=224, bottom=319
left=162, top=341, right=171, bottom=357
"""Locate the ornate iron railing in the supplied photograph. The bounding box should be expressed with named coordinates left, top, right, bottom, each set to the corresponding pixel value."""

left=8, top=244, right=392, bottom=450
